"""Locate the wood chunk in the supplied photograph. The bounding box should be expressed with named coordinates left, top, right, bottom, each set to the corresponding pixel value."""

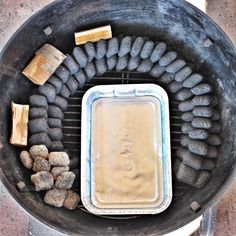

left=10, top=102, right=29, bottom=146
left=22, top=44, right=66, bottom=85
left=74, top=25, right=112, bottom=45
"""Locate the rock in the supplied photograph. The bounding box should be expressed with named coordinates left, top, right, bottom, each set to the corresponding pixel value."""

left=29, top=145, right=48, bottom=159
left=51, top=166, right=69, bottom=179
left=31, top=171, right=54, bottom=191
left=20, top=151, right=33, bottom=169
left=63, top=190, right=80, bottom=210
left=48, top=152, right=70, bottom=166
left=55, top=172, right=76, bottom=189
left=32, top=156, right=51, bottom=172
left=16, top=181, right=26, bottom=191
left=44, top=189, right=67, bottom=207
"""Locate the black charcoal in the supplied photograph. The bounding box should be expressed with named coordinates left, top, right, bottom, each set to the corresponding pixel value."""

left=106, top=37, right=119, bottom=58
left=74, top=70, right=86, bottom=88
left=29, top=132, right=51, bottom=148
left=106, top=55, right=117, bottom=71
left=191, top=83, right=213, bottom=95
left=63, top=54, right=79, bottom=74
left=193, top=171, right=210, bottom=188
left=206, top=146, right=218, bottom=158
left=174, top=158, right=181, bottom=175
left=174, top=66, right=192, bottom=82
left=136, top=59, right=153, bottom=72
left=55, top=65, right=70, bottom=83
left=166, top=59, right=186, bottom=73
left=191, top=117, right=212, bottom=129
left=168, top=81, right=183, bottom=93
left=175, top=88, right=193, bottom=101
left=48, top=128, right=63, bottom=141
left=207, top=134, right=221, bottom=146
left=116, top=55, right=128, bottom=71
left=178, top=100, right=194, bottom=112
left=38, top=83, right=56, bottom=103
left=66, top=76, right=79, bottom=95
left=188, top=140, right=208, bottom=156
left=180, top=135, right=191, bottom=147
left=181, top=112, right=194, bottom=122
left=193, top=106, right=214, bottom=118
left=49, top=141, right=64, bottom=151
left=47, top=76, right=63, bottom=94
left=130, top=37, right=144, bottom=57
left=181, top=123, right=194, bottom=134
left=140, top=41, right=154, bottom=59
left=53, top=96, right=68, bottom=112
left=118, top=36, right=132, bottom=57
left=48, top=105, right=64, bottom=120
left=29, top=107, right=47, bottom=119
left=29, top=95, right=48, bottom=109
left=95, top=40, right=106, bottom=59
left=159, top=72, right=175, bottom=84
left=150, top=42, right=166, bottom=63
left=84, top=42, right=95, bottom=62
left=176, top=162, right=198, bottom=185
left=149, top=64, right=165, bottom=78
left=84, top=62, right=96, bottom=81
left=183, top=74, right=203, bottom=88
left=191, top=95, right=213, bottom=106
left=127, top=56, right=141, bottom=71
left=29, top=118, right=49, bottom=134
left=211, top=110, right=220, bottom=121
left=189, top=129, right=209, bottom=140
left=211, top=96, right=218, bottom=107
left=209, top=123, right=221, bottom=134
left=59, top=85, right=70, bottom=99
left=48, top=118, right=62, bottom=128
left=202, top=159, right=216, bottom=170
left=159, top=51, right=177, bottom=67
left=95, top=58, right=107, bottom=76
left=72, top=47, right=87, bottom=68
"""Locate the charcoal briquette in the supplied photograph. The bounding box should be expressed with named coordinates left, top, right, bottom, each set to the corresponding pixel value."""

left=48, top=105, right=64, bottom=120
left=207, top=134, right=221, bottom=146
left=38, top=83, right=56, bottom=103
left=176, top=148, right=186, bottom=160
left=211, top=110, right=220, bottom=121
left=150, top=42, right=166, bottom=63
left=188, top=140, right=208, bottom=156
left=72, top=47, right=88, bottom=68
left=74, top=70, right=86, bottom=88
left=211, top=96, right=218, bottom=107
left=181, top=112, right=194, bottom=122
left=180, top=135, right=191, bottom=147
left=174, top=66, right=192, bottom=82
left=116, top=55, right=128, bottom=71
left=192, top=106, right=214, bottom=118
left=84, top=42, right=96, bottom=62
left=49, top=141, right=64, bottom=151
left=191, top=83, right=213, bottom=95
left=130, top=37, right=144, bottom=57
left=59, top=84, right=70, bottom=99
left=149, top=64, right=165, bottom=78
left=175, top=88, right=193, bottom=101
left=206, top=146, right=218, bottom=158
left=29, top=95, right=48, bottom=109
left=136, top=59, right=153, bottom=72
left=106, top=37, right=119, bottom=58
left=29, top=118, right=49, bottom=134
left=158, top=72, right=175, bottom=84
left=173, top=158, right=181, bottom=176
left=47, top=75, right=63, bottom=94
left=95, top=57, right=107, bottom=76
left=183, top=74, right=203, bottom=88
left=181, top=123, right=194, bottom=134
left=189, top=129, right=209, bottom=140
left=53, top=96, right=68, bottom=112
left=48, top=118, right=62, bottom=128
left=191, top=117, right=212, bottom=129
left=191, top=95, right=213, bottom=106
left=54, top=65, right=70, bottom=83
left=95, top=40, right=106, bottom=59
left=48, top=128, right=63, bottom=141
left=140, top=41, right=154, bottom=59
left=202, top=159, right=216, bottom=170
left=209, top=122, right=221, bottom=134
left=63, top=54, right=79, bottom=75
left=106, top=55, right=117, bottom=71
left=29, top=107, right=47, bottom=119
left=118, top=36, right=132, bottom=57
left=178, top=100, right=194, bottom=112
left=166, top=59, right=186, bottom=74
left=84, top=61, right=96, bottom=81
left=176, top=162, right=198, bottom=185
left=127, top=56, right=141, bottom=71
left=193, top=171, right=210, bottom=188
left=159, top=51, right=177, bottom=67
left=66, top=76, right=79, bottom=95
left=29, top=132, right=51, bottom=148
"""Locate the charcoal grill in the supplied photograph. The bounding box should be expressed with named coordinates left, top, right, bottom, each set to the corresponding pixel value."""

left=0, top=0, right=236, bottom=235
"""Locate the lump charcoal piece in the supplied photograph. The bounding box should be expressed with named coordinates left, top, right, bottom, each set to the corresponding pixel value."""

left=55, top=65, right=70, bottom=83
left=183, top=74, right=203, bottom=88
left=193, top=106, right=214, bottom=118
left=180, top=135, right=191, bottom=147
left=189, top=129, right=209, bottom=140
left=53, top=96, right=68, bottom=112
left=29, top=95, right=48, bottom=109
left=29, top=145, right=48, bottom=159
left=59, top=85, right=70, bottom=99
left=48, top=118, right=62, bottom=128
left=178, top=100, right=194, bottom=112
left=191, top=95, right=214, bottom=106
left=176, top=162, right=198, bottom=185
left=206, top=146, right=218, bottom=158
left=140, top=41, right=154, bottom=59
left=66, top=76, right=79, bottom=95
left=166, top=59, right=186, bottom=74
left=191, top=83, right=213, bottom=95
left=209, top=122, right=221, bottom=134
left=175, top=66, right=192, bottom=82
left=211, top=110, right=220, bottom=121
left=159, top=72, right=175, bottom=84
left=84, top=61, right=96, bottom=81
left=20, top=151, right=33, bottom=169
left=191, top=117, right=212, bottom=129
left=29, top=107, right=47, bottom=119
left=150, top=42, right=166, bottom=63
left=49, top=152, right=70, bottom=166
left=47, top=76, right=63, bottom=94
left=167, top=81, right=183, bottom=93
left=175, top=88, right=193, bottom=101
left=63, top=190, right=81, bottom=210
left=181, top=123, right=194, bottom=134
left=130, top=37, right=144, bottom=57
left=49, top=141, right=64, bottom=152
left=202, top=159, right=216, bottom=170
left=136, top=59, right=153, bottom=72
left=51, top=166, right=69, bottom=179
left=106, top=37, right=119, bottom=58
left=95, top=40, right=106, bottom=59
left=118, top=36, right=132, bottom=57
left=127, top=56, right=140, bottom=71
left=48, top=105, right=64, bottom=120
left=48, top=128, right=63, bottom=141
left=29, top=133, right=51, bottom=148
left=31, top=171, right=53, bottom=191
left=55, top=171, right=76, bottom=189
left=32, top=156, right=51, bottom=172
left=149, top=64, right=165, bottom=78
left=106, top=55, right=117, bottom=71
left=63, top=54, right=79, bottom=75
left=188, top=140, right=208, bottom=156
left=159, top=51, right=177, bottom=67
left=38, top=83, right=56, bottom=103
left=181, top=112, right=194, bottom=122
left=74, top=70, right=86, bottom=88
left=95, top=57, right=107, bottom=76
left=29, top=118, right=49, bottom=134
left=44, top=188, right=67, bottom=207
left=193, top=171, right=210, bottom=188
left=207, top=134, right=221, bottom=146
left=116, top=55, right=128, bottom=71
left=72, top=47, right=88, bottom=68
left=84, top=42, right=96, bottom=62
